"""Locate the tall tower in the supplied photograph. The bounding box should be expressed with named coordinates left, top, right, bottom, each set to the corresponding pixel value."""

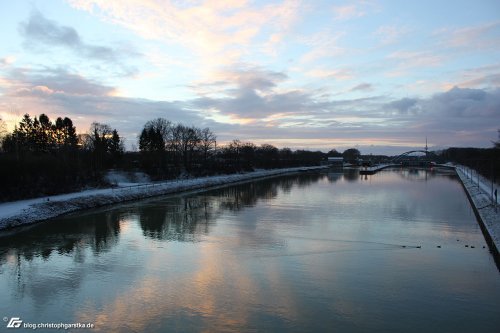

left=425, top=137, right=428, bottom=153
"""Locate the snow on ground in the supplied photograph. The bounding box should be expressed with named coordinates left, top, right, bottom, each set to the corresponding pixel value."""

left=104, top=170, right=151, bottom=186
left=0, top=166, right=326, bottom=230
left=456, top=165, right=500, bottom=254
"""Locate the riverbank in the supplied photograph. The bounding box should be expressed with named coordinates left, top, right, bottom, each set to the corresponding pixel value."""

left=455, top=166, right=500, bottom=256
left=0, top=166, right=326, bottom=230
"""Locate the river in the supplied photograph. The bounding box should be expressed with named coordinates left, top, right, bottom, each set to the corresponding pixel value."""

left=1, top=168, right=499, bottom=332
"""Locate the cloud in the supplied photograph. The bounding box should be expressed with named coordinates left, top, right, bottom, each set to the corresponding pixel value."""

left=427, top=86, right=498, bottom=118
left=28, top=68, right=115, bottom=96
left=192, top=67, right=388, bottom=132
left=193, top=69, right=500, bottom=149
left=0, top=66, right=207, bottom=146
left=459, top=73, right=500, bottom=89
left=2, top=62, right=499, bottom=154
left=387, top=51, right=443, bottom=68
left=386, top=87, right=500, bottom=144
left=190, top=63, right=500, bottom=150
left=384, top=51, right=443, bottom=77
left=387, top=97, right=420, bottom=115
left=19, top=11, right=138, bottom=64
left=305, top=68, right=353, bottom=80
left=66, top=0, right=303, bottom=68
left=443, top=64, right=500, bottom=90
left=298, top=30, right=346, bottom=63
left=212, top=65, right=288, bottom=92
left=350, top=83, right=373, bottom=92
left=0, top=56, right=16, bottom=67
left=434, top=21, right=500, bottom=51
left=332, top=4, right=365, bottom=21
left=331, top=1, right=379, bottom=21
left=190, top=65, right=326, bottom=122
left=5, top=67, right=116, bottom=98
left=373, top=25, right=411, bottom=46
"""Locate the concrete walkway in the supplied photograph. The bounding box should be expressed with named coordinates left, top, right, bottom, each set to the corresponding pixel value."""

left=455, top=165, right=500, bottom=255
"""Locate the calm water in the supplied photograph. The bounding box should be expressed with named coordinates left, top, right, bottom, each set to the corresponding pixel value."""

left=1, top=169, right=499, bottom=332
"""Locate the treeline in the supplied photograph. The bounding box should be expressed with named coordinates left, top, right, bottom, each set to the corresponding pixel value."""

left=137, top=118, right=325, bottom=179
left=0, top=114, right=124, bottom=201
left=439, top=147, right=500, bottom=182
left=0, top=114, right=331, bottom=201
left=442, top=132, right=500, bottom=182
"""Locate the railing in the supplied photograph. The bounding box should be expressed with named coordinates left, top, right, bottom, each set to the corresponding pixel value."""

left=456, top=165, right=499, bottom=205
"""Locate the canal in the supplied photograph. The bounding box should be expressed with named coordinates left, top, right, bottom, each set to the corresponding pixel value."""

left=1, top=169, right=499, bottom=332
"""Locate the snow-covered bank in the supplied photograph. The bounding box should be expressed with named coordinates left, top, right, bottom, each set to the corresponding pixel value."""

left=455, top=165, right=500, bottom=255
left=0, top=166, right=327, bottom=230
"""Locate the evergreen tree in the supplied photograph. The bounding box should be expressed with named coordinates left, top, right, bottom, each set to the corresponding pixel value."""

left=109, top=129, right=124, bottom=160
left=62, top=117, right=78, bottom=148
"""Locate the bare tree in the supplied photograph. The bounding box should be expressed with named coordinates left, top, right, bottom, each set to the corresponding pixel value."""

left=224, top=139, right=243, bottom=169
left=171, top=124, right=201, bottom=171
left=87, top=122, right=113, bottom=151
left=200, top=127, right=216, bottom=162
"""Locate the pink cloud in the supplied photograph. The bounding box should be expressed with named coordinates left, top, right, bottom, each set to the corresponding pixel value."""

left=434, top=21, right=500, bottom=50
left=67, top=0, right=303, bottom=68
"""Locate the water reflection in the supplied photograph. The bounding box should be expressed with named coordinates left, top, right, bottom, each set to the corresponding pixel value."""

left=396, top=167, right=457, bottom=182
left=0, top=211, right=121, bottom=262
left=326, top=171, right=343, bottom=183
left=137, top=197, right=214, bottom=241
left=0, top=174, right=325, bottom=261
left=343, top=168, right=359, bottom=182
left=1, top=170, right=499, bottom=333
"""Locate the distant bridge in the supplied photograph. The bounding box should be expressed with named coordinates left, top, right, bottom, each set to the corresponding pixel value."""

left=360, top=150, right=453, bottom=175
left=391, top=150, right=430, bottom=163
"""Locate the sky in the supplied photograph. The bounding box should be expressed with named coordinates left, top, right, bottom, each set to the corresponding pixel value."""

left=0, top=0, right=499, bottom=155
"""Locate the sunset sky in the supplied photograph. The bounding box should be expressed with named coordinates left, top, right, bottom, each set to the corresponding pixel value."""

left=1, top=0, right=499, bottom=154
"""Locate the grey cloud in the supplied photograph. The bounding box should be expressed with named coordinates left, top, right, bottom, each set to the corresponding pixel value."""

left=193, top=65, right=390, bottom=121
left=384, top=87, right=500, bottom=146
left=404, top=86, right=500, bottom=118
left=37, top=68, right=115, bottom=96
left=387, top=97, right=420, bottom=114
left=435, top=86, right=487, bottom=102
left=4, top=67, right=208, bottom=148
left=19, top=11, right=136, bottom=63
left=195, top=71, right=500, bottom=149
left=237, top=69, right=287, bottom=91
left=4, top=63, right=500, bottom=153
left=350, top=83, right=373, bottom=91
left=195, top=65, right=287, bottom=92
left=461, top=73, right=500, bottom=88
left=11, top=67, right=115, bottom=96
left=191, top=66, right=301, bottom=118
left=193, top=89, right=315, bottom=119
left=22, top=12, right=81, bottom=46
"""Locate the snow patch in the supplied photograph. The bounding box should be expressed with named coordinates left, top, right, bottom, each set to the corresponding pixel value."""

left=104, top=170, right=151, bottom=186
